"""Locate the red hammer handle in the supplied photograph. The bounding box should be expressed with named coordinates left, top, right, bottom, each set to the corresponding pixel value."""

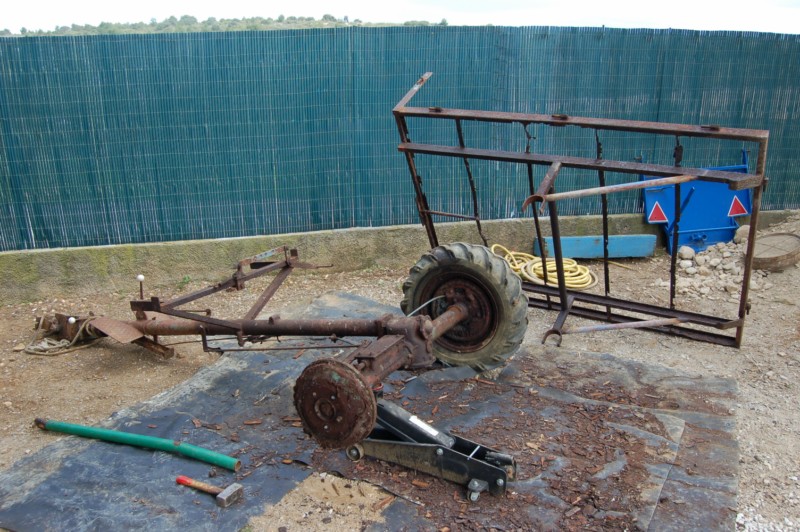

left=176, top=475, right=223, bottom=495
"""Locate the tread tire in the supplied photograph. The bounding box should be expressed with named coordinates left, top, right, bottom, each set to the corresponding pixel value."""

left=401, top=242, right=528, bottom=371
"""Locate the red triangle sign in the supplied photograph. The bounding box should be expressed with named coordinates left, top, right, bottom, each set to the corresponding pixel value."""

left=648, top=201, right=668, bottom=223
left=728, top=196, right=748, bottom=217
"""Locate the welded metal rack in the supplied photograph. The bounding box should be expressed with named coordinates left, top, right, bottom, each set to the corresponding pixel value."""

left=393, top=72, right=769, bottom=348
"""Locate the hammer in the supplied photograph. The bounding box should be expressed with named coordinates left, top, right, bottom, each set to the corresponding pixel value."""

left=176, top=475, right=244, bottom=507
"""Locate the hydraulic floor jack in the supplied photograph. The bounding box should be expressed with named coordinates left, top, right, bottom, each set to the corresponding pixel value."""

left=349, top=398, right=517, bottom=501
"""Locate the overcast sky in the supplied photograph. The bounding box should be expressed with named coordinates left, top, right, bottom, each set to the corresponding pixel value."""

left=4, top=0, right=800, bottom=34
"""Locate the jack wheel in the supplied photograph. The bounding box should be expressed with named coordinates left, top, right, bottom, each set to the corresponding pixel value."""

left=401, top=243, right=528, bottom=371
left=346, top=443, right=365, bottom=462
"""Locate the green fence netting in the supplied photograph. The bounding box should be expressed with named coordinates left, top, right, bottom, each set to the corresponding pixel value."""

left=1, top=26, right=798, bottom=251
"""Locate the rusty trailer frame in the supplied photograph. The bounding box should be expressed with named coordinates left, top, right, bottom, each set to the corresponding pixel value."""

left=393, top=72, right=769, bottom=348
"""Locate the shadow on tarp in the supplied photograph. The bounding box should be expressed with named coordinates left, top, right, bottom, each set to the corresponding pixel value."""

left=0, top=292, right=737, bottom=531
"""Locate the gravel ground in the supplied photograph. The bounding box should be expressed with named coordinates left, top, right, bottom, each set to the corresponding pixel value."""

left=0, top=213, right=798, bottom=530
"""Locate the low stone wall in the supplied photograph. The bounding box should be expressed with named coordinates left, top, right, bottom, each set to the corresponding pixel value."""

left=0, top=211, right=792, bottom=302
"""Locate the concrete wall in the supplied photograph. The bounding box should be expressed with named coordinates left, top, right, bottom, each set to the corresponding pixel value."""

left=1, top=211, right=793, bottom=302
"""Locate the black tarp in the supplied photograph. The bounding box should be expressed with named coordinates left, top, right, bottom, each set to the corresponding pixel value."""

left=0, top=292, right=737, bottom=530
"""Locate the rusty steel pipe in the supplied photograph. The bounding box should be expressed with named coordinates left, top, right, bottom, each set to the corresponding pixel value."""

left=535, top=174, right=697, bottom=204
left=130, top=316, right=385, bottom=338
left=428, top=303, right=470, bottom=342
left=129, top=303, right=471, bottom=344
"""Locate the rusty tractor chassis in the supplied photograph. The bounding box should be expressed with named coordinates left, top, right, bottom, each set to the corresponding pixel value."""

left=44, top=245, right=509, bottom=448
left=51, top=246, right=467, bottom=375
left=393, top=72, right=769, bottom=348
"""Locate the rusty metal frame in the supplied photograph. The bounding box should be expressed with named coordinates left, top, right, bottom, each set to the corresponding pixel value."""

left=393, top=72, right=769, bottom=348
left=130, top=246, right=304, bottom=335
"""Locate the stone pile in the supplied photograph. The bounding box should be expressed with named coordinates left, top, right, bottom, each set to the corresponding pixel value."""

left=652, top=225, right=773, bottom=301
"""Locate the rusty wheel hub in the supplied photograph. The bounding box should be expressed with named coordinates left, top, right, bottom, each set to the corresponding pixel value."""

left=426, top=277, right=496, bottom=352
left=293, top=358, right=377, bottom=448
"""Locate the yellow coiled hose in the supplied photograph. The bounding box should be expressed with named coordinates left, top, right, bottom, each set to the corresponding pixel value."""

left=490, top=244, right=598, bottom=290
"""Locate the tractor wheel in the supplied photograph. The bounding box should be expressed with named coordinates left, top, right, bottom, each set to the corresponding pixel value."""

left=401, top=243, right=528, bottom=371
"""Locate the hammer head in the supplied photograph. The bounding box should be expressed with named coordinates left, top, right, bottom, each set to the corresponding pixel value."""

left=215, top=482, right=244, bottom=507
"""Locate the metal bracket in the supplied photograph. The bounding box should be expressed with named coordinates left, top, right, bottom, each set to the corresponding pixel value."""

left=132, top=337, right=175, bottom=358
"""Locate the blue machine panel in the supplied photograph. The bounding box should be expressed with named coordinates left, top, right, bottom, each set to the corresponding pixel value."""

left=642, top=152, right=751, bottom=253
left=534, top=235, right=657, bottom=259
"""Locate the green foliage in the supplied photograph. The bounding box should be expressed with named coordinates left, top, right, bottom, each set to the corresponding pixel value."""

left=2, top=14, right=448, bottom=37
left=177, top=275, right=192, bottom=290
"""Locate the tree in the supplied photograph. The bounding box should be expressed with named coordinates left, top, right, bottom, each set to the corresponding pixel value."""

left=2, top=14, right=445, bottom=37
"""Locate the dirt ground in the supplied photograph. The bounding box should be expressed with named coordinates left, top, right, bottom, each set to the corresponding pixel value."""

left=1, top=214, right=798, bottom=530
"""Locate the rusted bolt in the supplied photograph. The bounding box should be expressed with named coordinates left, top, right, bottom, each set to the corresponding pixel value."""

left=422, top=320, right=433, bottom=339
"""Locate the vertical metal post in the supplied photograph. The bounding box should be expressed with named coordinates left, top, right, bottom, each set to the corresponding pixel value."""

left=393, top=113, right=438, bottom=249
left=455, top=119, right=488, bottom=246
left=736, top=139, right=768, bottom=347
left=669, top=183, right=682, bottom=310
left=595, top=131, right=611, bottom=317
left=547, top=200, right=570, bottom=309
left=392, top=73, right=437, bottom=248
left=529, top=164, right=552, bottom=308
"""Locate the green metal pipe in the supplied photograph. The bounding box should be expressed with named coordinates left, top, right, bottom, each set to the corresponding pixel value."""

left=34, top=418, right=241, bottom=472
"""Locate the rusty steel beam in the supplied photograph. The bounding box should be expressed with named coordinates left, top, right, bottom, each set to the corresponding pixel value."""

left=243, top=266, right=293, bottom=321
left=526, top=294, right=739, bottom=347
left=521, top=282, right=738, bottom=328
left=395, top=106, right=769, bottom=142
left=161, top=254, right=291, bottom=310
left=535, top=162, right=563, bottom=198
left=393, top=72, right=433, bottom=112
left=393, top=73, right=438, bottom=248
left=736, top=139, right=769, bottom=345
left=421, top=209, right=479, bottom=221
left=563, top=317, right=685, bottom=335
left=398, top=143, right=762, bottom=190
